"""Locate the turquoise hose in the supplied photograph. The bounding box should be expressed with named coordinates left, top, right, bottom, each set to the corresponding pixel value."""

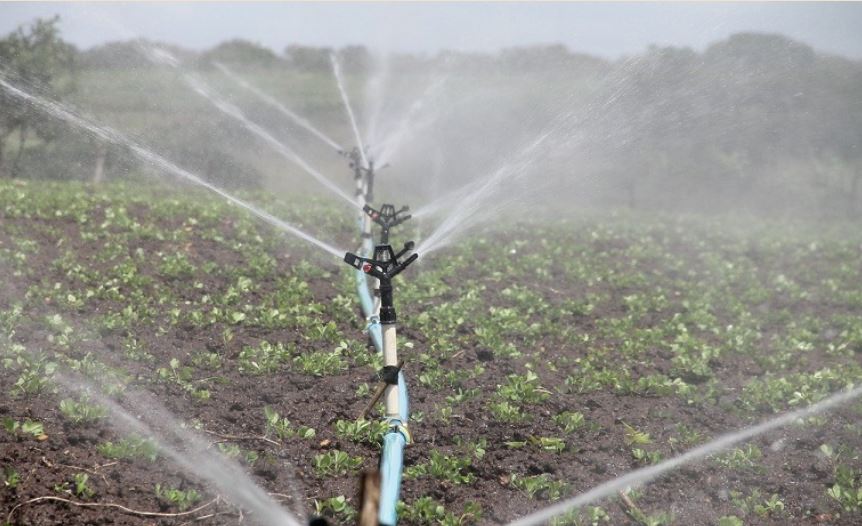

left=378, top=429, right=407, bottom=526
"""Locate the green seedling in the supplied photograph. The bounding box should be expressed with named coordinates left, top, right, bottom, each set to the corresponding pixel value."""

left=510, top=473, right=570, bottom=501
left=622, top=422, right=652, bottom=446
left=314, top=495, right=357, bottom=523
left=334, top=418, right=388, bottom=446
left=4, top=467, right=20, bottom=489
left=827, top=464, right=862, bottom=512
left=398, top=497, right=482, bottom=526
left=553, top=411, right=585, bottom=433
left=263, top=406, right=315, bottom=441
left=313, top=450, right=363, bottom=477
left=97, top=435, right=159, bottom=462
left=406, top=450, right=476, bottom=485
left=73, top=473, right=95, bottom=499
left=155, top=483, right=201, bottom=511
left=59, top=397, right=108, bottom=425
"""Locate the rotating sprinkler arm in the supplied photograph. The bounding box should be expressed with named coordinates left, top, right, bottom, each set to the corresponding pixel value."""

left=363, top=204, right=412, bottom=245
left=344, top=242, right=418, bottom=288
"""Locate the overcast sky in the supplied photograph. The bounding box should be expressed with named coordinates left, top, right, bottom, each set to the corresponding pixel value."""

left=1, top=2, right=861, bottom=59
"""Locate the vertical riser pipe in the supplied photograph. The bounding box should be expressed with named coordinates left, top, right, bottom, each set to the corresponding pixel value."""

left=383, top=323, right=399, bottom=419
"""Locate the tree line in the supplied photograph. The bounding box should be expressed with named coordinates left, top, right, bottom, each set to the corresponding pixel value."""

left=0, top=17, right=860, bottom=218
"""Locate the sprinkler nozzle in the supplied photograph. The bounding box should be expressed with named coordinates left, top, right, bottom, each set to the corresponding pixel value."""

left=364, top=204, right=412, bottom=244
left=344, top=242, right=418, bottom=323
left=343, top=242, right=418, bottom=281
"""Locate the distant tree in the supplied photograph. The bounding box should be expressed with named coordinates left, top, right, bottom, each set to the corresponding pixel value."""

left=0, top=16, right=76, bottom=177
left=337, top=45, right=370, bottom=74
left=79, top=39, right=196, bottom=69
left=284, top=45, right=331, bottom=72
left=201, top=39, right=281, bottom=67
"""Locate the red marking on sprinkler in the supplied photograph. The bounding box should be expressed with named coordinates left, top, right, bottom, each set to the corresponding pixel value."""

left=363, top=263, right=373, bottom=273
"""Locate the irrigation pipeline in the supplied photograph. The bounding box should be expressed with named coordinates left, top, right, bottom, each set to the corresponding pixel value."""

left=509, top=383, right=862, bottom=526
left=348, top=159, right=413, bottom=526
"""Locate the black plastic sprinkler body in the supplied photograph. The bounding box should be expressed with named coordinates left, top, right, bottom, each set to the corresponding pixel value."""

left=344, top=242, right=417, bottom=324
left=364, top=204, right=411, bottom=245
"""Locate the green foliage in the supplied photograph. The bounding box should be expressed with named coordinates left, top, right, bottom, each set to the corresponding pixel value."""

left=313, top=450, right=363, bottom=477
left=73, top=473, right=94, bottom=499
left=398, top=497, right=482, bottom=526
left=294, top=348, right=348, bottom=376
left=714, top=444, right=763, bottom=471
left=238, top=341, right=291, bottom=374
left=334, top=418, right=388, bottom=446
left=314, top=495, right=356, bottom=523
left=59, top=396, right=108, bottom=425
left=263, top=406, right=315, bottom=441
left=2, top=417, right=44, bottom=437
left=510, top=473, right=570, bottom=501
left=405, top=450, right=476, bottom=485
left=497, top=371, right=550, bottom=404
left=155, top=483, right=201, bottom=511
left=97, top=435, right=159, bottom=462
left=554, top=411, right=586, bottom=433
left=828, top=464, right=862, bottom=512
left=3, top=466, right=20, bottom=489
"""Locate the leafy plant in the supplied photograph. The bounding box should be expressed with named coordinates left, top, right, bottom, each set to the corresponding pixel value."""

left=554, top=411, right=585, bottom=433
left=314, top=495, right=356, bottom=523
left=405, top=450, right=476, bottom=485
left=97, top=435, right=159, bottom=462
left=313, top=450, right=363, bottom=477
left=510, top=473, right=570, bottom=501
left=59, top=396, right=108, bottom=425
left=263, top=406, right=315, bottom=441
left=334, top=418, right=388, bottom=446
left=155, top=483, right=201, bottom=511
left=73, top=473, right=95, bottom=499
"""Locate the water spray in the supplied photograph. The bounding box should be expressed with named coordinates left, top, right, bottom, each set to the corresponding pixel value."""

left=0, top=75, right=346, bottom=260
left=214, top=61, right=344, bottom=153
left=344, top=242, right=418, bottom=526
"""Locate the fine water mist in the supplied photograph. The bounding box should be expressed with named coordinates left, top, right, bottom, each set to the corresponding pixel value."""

left=0, top=75, right=346, bottom=259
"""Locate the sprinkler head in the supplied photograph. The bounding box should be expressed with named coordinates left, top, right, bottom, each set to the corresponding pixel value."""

left=343, top=242, right=418, bottom=282
left=344, top=242, right=418, bottom=324
left=363, top=204, right=411, bottom=244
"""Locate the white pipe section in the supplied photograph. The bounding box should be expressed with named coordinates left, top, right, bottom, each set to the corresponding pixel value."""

left=383, top=323, right=400, bottom=419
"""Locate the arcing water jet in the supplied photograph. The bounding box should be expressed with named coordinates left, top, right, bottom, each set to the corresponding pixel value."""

left=140, top=46, right=356, bottom=207
left=214, top=61, right=344, bottom=153
left=63, top=381, right=305, bottom=526
left=0, top=75, right=345, bottom=260
left=330, top=53, right=369, bottom=169
left=508, top=384, right=862, bottom=526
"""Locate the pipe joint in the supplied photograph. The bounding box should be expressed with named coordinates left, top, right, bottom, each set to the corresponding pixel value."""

left=385, top=419, right=413, bottom=445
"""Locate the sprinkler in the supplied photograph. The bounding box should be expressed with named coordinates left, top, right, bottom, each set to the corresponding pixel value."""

left=343, top=241, right=418, bottom=526
left=340, top=146, right=376, bottom=203
left=364, top=204, right=411, bottom=245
